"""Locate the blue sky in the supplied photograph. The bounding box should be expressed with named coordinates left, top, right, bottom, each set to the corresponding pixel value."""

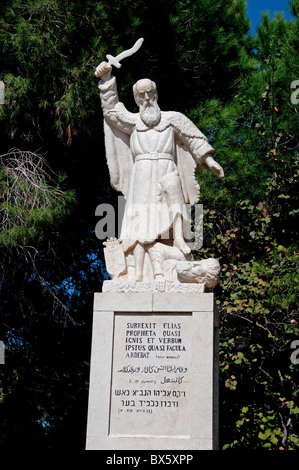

left=246, top=0, right=294, bottom=33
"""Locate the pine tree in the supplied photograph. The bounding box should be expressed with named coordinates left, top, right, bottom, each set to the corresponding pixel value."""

left=193, top=4, right=299, bottom=449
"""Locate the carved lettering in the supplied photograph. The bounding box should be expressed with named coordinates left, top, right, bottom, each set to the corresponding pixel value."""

left=109, top=314, right=192, bottom=436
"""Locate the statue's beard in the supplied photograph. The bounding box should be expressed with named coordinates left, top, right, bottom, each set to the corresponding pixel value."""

left=139, top=101, right=161, bottom=126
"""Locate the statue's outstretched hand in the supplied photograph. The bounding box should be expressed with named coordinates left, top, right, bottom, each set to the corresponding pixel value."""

left=205, top=155, right=224, bottom=178
left=95, top=61, right=112, bottom=81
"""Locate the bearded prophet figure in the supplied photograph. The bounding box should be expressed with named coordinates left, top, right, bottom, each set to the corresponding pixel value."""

left=96, top=61, right=224, bottom=282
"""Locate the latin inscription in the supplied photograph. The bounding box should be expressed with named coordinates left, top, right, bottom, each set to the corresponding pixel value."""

left=109, top=313, right=192, bottom=437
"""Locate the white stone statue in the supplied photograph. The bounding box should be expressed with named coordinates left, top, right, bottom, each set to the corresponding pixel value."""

left=95, top=43, right=224, bottom=292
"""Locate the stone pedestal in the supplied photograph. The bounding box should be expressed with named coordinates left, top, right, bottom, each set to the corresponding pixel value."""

left=86, top=292, right=219, bottom=450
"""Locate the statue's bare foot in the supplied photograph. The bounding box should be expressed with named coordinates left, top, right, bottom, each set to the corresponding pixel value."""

left=155, top=279, right=165, bottom=292
left=174, top=238, right=191, bottom=255
left=154, top=274, right=165, bottom=292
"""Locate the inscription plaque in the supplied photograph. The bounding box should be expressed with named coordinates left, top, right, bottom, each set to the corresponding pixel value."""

left=86, top=292, right=218, bottom=450
left=110, top=313, right=192, bottom=437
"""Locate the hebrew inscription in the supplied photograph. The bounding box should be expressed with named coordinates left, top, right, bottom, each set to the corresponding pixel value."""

left=109, top=313, right=193, bottom=437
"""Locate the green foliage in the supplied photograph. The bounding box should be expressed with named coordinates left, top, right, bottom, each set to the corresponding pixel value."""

left=0, top=0, right=253, bottom=146
left=218, top=247, right=299, bottom=449
left=193, top=4, right=299, bottom=449
left=0, top=149, right=76, bottom=247
left=169, top=0, right=253, bottom=102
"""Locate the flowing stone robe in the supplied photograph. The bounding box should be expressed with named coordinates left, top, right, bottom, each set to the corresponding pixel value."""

left=99, top=76, right=215, bottom=252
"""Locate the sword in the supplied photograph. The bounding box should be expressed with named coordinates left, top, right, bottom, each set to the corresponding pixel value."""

left=95, top=37, right=144, bottom=76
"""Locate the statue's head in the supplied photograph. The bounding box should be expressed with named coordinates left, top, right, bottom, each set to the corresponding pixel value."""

left=175, top=258, right=220, bottom=288
left=194, top=258, right=220, bottom=288
left=133, top=79, right=158, bottom=106
left=133, top=79, right=161, bottom=126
